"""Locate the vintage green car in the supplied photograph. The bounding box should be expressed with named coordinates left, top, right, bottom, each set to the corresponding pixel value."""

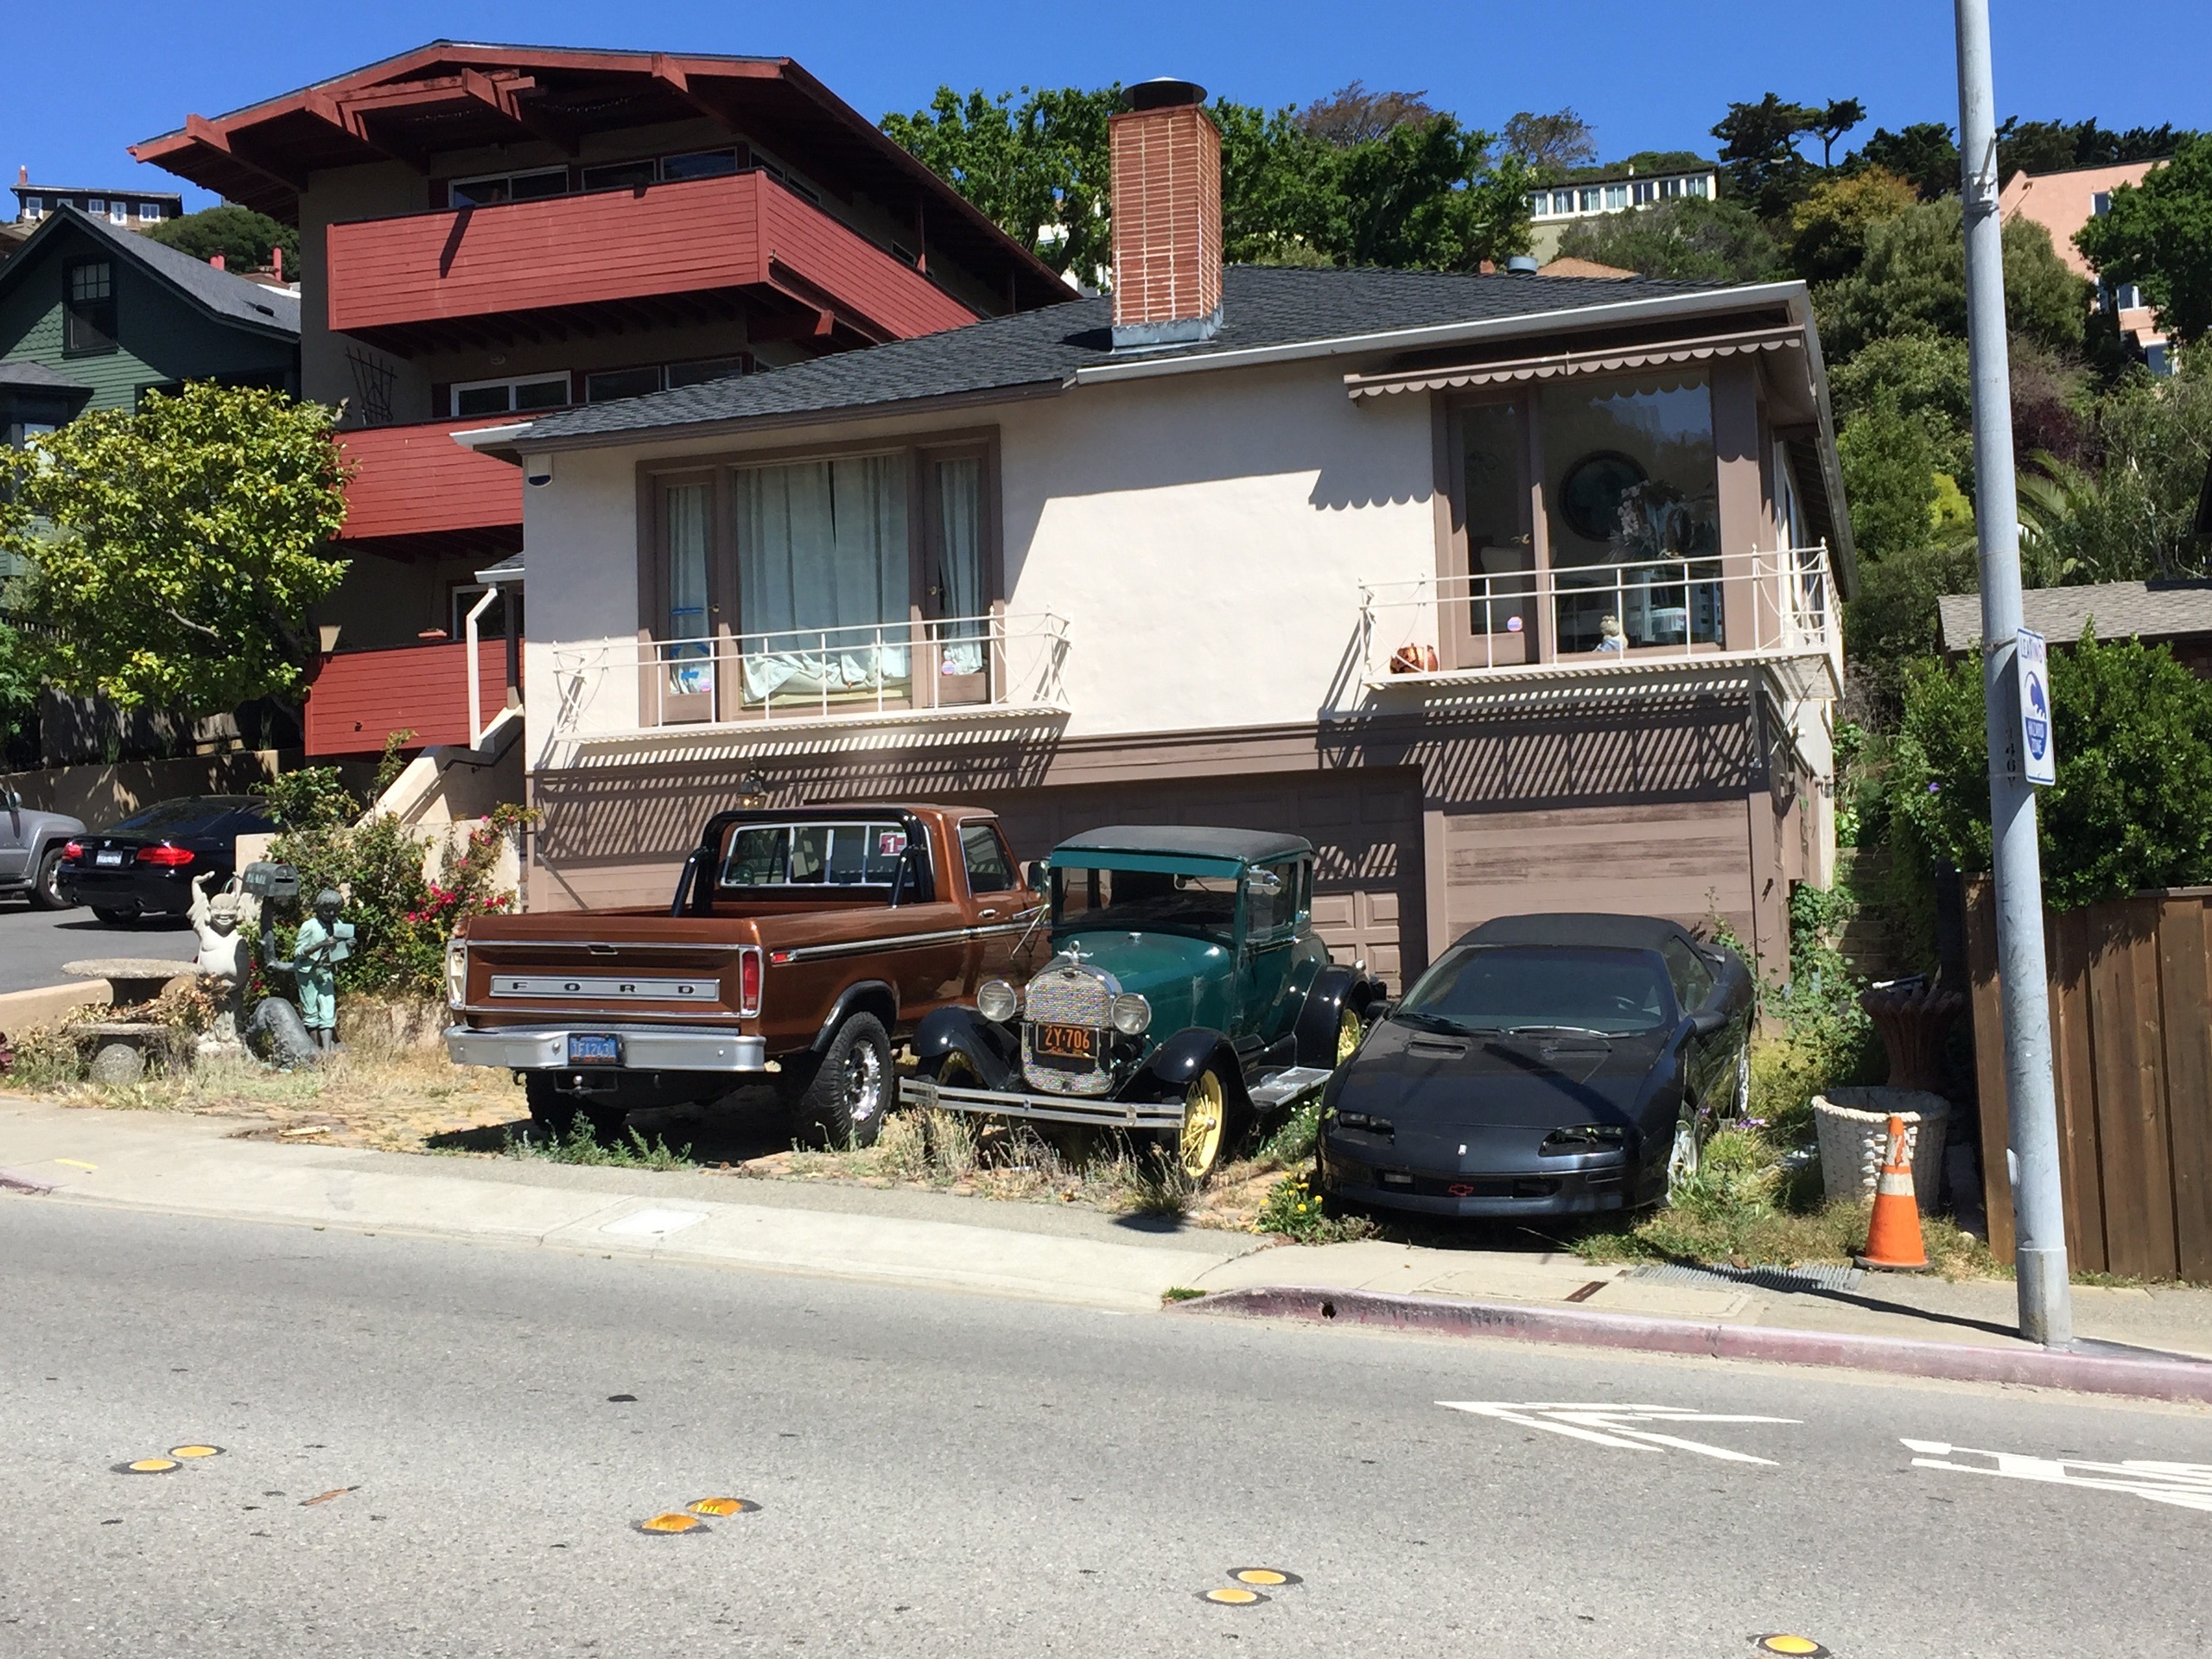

left=900, top=826, right=1389, bottom=1180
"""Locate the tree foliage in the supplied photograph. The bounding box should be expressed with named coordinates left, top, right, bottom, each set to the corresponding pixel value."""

left=2075, top=135, right=2212, bottom=345
left=882, top=83, right=1532, bottom=279
left=1843, top=541, right=1981, bottom=719
left=1502, top=108, right=1599, bottom=180
left=1816, top=196, right=2089, bottom=360
left=1837, top=390, right=1961, bottom=563
left=1711, top=93, right=1821, bottom=217
left=1892, top=633, right=2212, bottom=906
left=0, top=383, right=350, bottom=715
left=1849, top=124, right=1961, bottom=200
left=1786, top=166, right=1917, bottom=284
left=1999, top=117, right=2199, bottom=185
left=1554, top=195, right=1778, bottom=283
left=143, top=205, right=299, bottom=271
left=1828, top=332, right=1975, bottom=490
left=2015, top=366, right=2212, bottom=582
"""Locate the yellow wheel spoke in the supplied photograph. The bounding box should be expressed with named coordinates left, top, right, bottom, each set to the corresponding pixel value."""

left=1180, top=1071, right=1225, bottom=1179
left=1335, top=1007, right=1362, bottom=1065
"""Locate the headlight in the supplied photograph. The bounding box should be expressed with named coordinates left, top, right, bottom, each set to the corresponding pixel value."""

left=445, top=939, right=469, bottom=1008
left=977, top=978, right=1020, bottom=1023
left=1110, top=993, right=1152, bottom=1036
left=1540, top=1124, right=1628, bottom=1154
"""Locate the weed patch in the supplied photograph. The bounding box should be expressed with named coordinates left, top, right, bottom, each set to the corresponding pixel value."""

left=1254, top=1171, right=1376, bottom=1243
left=505, top=1122, right=696, bottom=1170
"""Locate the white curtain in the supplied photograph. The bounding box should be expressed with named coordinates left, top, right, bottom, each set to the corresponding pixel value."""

left=933, top=456, right=984, bottom=674
left=734, top=455, right=909, bottom=701
left=665, top=483, right=712, bottom=695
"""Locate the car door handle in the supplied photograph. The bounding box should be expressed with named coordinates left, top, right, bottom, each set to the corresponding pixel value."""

left=979, top=909, right=1000, bottom=919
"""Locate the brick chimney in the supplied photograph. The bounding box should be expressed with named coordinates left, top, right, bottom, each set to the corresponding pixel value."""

left=1109, top=79, right=1223, bottom=349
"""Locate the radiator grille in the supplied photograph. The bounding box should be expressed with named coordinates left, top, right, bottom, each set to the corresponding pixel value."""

left=1025, top=964, right=1112, bottom=1027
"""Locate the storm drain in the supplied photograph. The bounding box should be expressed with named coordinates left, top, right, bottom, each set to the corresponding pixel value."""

left=1628, top=1262, right=1865, bottom=1294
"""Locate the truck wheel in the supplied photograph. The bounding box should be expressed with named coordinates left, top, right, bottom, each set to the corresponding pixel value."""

left=524, top=1076, right=627, bottom=1146
left=789, top=1013, right=892, bottom=1150
left=29, top=848, right=73, bottom=911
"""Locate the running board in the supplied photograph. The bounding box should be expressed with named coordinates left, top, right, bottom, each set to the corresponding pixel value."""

left=1246, top=1066, right=1333, bottom=1109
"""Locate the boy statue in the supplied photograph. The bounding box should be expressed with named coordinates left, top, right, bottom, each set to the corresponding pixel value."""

left=291, top=889, right=355, bottom=1052
left=188, top=872, right=260, bottom=1052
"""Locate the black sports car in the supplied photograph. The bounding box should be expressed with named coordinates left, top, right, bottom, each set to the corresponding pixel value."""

left=57, top=796, right=279, bottom=923
left=1316, top=914, right=1754, bottom=1218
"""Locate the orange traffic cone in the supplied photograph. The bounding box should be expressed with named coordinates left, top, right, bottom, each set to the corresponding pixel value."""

left=1855, top=1114, right=1930, bottom=1272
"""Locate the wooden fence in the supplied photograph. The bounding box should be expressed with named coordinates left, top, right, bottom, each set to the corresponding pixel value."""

left=1966, top=881, right=2212, bottom=1281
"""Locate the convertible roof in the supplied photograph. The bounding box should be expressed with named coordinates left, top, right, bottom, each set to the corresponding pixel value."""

left=1462, top=913, right=1700, bottom=952
left=1052, top=825, right=1313, bottom=865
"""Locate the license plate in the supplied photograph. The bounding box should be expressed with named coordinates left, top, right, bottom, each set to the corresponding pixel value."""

left=95, top=850, right=124, bottom=867
left=1032, top=1023, right=1097, bottom=1064
left=567, top=1033, right=622, bottom=1065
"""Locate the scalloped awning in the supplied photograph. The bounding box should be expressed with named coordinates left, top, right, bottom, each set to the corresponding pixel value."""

left=1344, top=324, right=1804, bottom=398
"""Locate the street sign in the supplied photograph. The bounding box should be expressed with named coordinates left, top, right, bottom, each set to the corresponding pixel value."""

left=2016, top=628, right=2056, bottom=786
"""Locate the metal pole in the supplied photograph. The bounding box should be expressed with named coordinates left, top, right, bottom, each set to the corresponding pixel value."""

left=1955, top=0, right=2071, bottom=1346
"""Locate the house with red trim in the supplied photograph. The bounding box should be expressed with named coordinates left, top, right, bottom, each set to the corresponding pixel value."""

left=132, top=42, right=1066, bottom=763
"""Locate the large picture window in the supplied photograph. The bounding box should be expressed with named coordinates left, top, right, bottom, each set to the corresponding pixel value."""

left=733, top=453, right=910, bottom=702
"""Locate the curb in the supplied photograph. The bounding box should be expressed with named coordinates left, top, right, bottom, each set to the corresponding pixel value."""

left=1176, top=1286, right=2212, bottom=1406
left=0, top=980, right=111, bottom=1032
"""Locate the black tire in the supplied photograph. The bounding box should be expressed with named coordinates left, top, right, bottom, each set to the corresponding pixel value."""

left=29, top=848, right=73, bottom=911
left=523, top=1076, right=627, bottom=1145
left=90, top=905, right=137, bottom=924
left=786, top=1012, right=893, bottom=1149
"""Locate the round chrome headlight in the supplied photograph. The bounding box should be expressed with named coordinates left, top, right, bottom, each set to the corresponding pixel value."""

left=977, top=978, right=1020, bottom=1023
left=1110, top=993, right=1152, bottom=1036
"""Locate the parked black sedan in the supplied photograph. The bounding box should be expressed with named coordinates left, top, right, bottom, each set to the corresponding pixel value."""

left=57, top=796, right=280, bottom=923
left=1316, top=914, right=1754, bottom=1218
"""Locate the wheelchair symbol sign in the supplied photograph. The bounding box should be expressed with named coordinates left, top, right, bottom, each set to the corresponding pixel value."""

left=2017, top=627, right=2056, bottom=786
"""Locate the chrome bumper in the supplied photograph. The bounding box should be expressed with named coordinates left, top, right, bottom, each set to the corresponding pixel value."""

left=899, top=1077, right=1185, bottom=1130
left=444, top=1024, right=767, bottom=1073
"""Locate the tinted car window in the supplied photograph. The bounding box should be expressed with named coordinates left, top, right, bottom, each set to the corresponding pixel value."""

left=1659, top=938, right=1715, bottom=1010
left=960, top=823, right=1015, bottom=893
left=1397, top=945, right=1671, bottom=1035
left=109, top=797, right=261, bottom=836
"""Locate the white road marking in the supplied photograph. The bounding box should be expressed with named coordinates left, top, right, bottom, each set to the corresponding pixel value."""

left=1903, top=1440, right=2212, bottom=1512
left=601, top=1208, right=708, bottom=1238
left=1440, top=1402, right=1800, bottom=1464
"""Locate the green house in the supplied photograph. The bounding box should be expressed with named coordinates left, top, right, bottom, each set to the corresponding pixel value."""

left=0, top=204, right=298, bottom=445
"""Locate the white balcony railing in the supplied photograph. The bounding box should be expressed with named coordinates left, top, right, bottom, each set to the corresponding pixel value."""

left=551, top=608, right=1071, bottom=737
left=1358, top=545, right=1838, bottom=688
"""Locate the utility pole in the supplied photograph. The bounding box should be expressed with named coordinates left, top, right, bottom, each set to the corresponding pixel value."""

left=1954, top=0, right=2071, bottom=1347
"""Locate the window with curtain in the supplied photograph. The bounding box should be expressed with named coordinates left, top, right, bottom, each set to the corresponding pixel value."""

left=733, top=454, right=910, bottom=702
left=931, top=455, right=985, bottom=674
left=664, top=481, right=712, bottom=694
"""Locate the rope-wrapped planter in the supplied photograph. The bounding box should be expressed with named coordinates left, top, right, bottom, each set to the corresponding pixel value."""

left=1812, top=1086, right=1949, bottom=1213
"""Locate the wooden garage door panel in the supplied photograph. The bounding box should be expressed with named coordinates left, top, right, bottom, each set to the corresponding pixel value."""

left=975, top=771, right=1424, bottom=988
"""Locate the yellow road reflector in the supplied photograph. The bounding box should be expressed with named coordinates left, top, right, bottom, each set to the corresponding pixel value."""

left=635, top=1512, right=709, bottom=1535
left=168, top=1445, right=224, bottom=1459
left=1754, top=1638, right=1830, bottom=1657
left=1198, top=1586, right=1268, bottom=1606
left=686, top=1497, right=759, bottom=1517
left=115, top=1459, right=180, bottom=1474
left=1229, top=1567, right=1301, bottom=1587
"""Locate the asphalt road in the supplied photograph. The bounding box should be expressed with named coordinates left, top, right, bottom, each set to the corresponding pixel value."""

left=3, top=1201, right=2207, bottom=1659
left=0, top=899, right=196, bottom=994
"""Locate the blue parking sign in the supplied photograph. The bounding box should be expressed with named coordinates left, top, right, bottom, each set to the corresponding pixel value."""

left=2017, top=627, right=2055, bottom=786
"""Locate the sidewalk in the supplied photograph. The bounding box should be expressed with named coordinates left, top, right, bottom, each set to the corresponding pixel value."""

left=7, top=1096, right=2212, bottom=1395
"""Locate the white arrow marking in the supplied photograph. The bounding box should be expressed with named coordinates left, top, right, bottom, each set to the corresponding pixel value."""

left=1442, top=1402, right=1799, bottom=1464
left=1904, top=1440, right=2212, bottom=1512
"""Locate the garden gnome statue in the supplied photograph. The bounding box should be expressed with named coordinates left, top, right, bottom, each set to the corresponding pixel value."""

left=188, top=872, right=259, bottom=1053
left=291, top=889, right=354, bottom=1052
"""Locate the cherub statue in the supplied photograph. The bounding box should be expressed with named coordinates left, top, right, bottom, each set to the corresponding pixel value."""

left=291, top=889, right=355, bottom=1053
left=189, top=872, right=260, bottom=1050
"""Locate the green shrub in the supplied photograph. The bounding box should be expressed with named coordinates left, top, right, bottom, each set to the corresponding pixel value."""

left=1253, top=1171, right=1374, bottom=1242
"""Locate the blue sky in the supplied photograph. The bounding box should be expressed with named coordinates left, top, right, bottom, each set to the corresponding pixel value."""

left=6, top=0, right=2208, bottom=209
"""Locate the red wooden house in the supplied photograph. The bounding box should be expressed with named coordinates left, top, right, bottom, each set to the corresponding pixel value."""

left=135, top=43, right=1065, bottom=755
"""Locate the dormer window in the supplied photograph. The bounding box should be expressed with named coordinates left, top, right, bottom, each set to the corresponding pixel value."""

left=64, top=259, right=117, bottom=356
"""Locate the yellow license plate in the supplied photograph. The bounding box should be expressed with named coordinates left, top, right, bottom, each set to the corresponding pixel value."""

left=1033, top=1023, right=1096, bottom=1062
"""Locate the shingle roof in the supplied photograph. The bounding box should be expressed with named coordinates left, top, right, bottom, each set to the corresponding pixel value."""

left=0, top=207, right=299, bottom=338
left=0, top=359, right=93, bottom=390
left=1938, top=582, right=2212, bottom=652
left=514, top=264, right=1723, bottom=445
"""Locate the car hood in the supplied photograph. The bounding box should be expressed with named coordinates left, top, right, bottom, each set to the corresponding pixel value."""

left=1329, top=1015, right=1676, bottom=1129
left=1040, top=930, right=1233, bottom=1035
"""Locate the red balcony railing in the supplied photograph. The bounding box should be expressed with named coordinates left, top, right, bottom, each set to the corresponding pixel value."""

left=334, top=417, right=522, bottom=550
left=303, top=639, right=518, bottom=757
left=325, top=170, right=979, bottom=351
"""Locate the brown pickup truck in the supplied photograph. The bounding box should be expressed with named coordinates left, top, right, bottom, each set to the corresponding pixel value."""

left=445, top=804, right=1042, bottom=1146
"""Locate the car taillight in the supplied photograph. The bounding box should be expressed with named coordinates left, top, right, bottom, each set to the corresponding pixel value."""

left=738, top=947, right=762, bottom=1016
left=61, top=842, right=85, bottom=861
left=137, top=844, right=195, bottom=867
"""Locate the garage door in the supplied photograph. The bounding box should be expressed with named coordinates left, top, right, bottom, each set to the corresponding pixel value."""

left=976, top=768, right=1426, bottom=988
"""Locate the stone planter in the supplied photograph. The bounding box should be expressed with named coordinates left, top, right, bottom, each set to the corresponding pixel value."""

left=1812, top=1086, right=1950, bottom=1214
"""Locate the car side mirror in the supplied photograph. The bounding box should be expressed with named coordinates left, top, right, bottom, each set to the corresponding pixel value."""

left=2, top=786, right=19, bottom=812
left=1369, top=1000, right=1396, bottom=1022
left=1246, top=869, right=1284, bottom=897
left=1690, top=1007, right=1728, bottom=1039
left=1025, top=859, right=1048, bottom=892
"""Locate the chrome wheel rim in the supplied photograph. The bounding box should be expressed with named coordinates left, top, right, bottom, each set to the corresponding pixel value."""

left=1180, top=1070, right=1226, bottom=1180
left=844, top=1041, right=884, bottom=1124
left=1334, top=1006, right=1362, bottom=1065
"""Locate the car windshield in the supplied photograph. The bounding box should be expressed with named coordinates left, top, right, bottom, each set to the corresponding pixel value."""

left=1054, top=865, right=1237, bottom=944
left=1395, top=945, right=1673, bottom=1036
left=107, top=798, right=266, bottom=836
